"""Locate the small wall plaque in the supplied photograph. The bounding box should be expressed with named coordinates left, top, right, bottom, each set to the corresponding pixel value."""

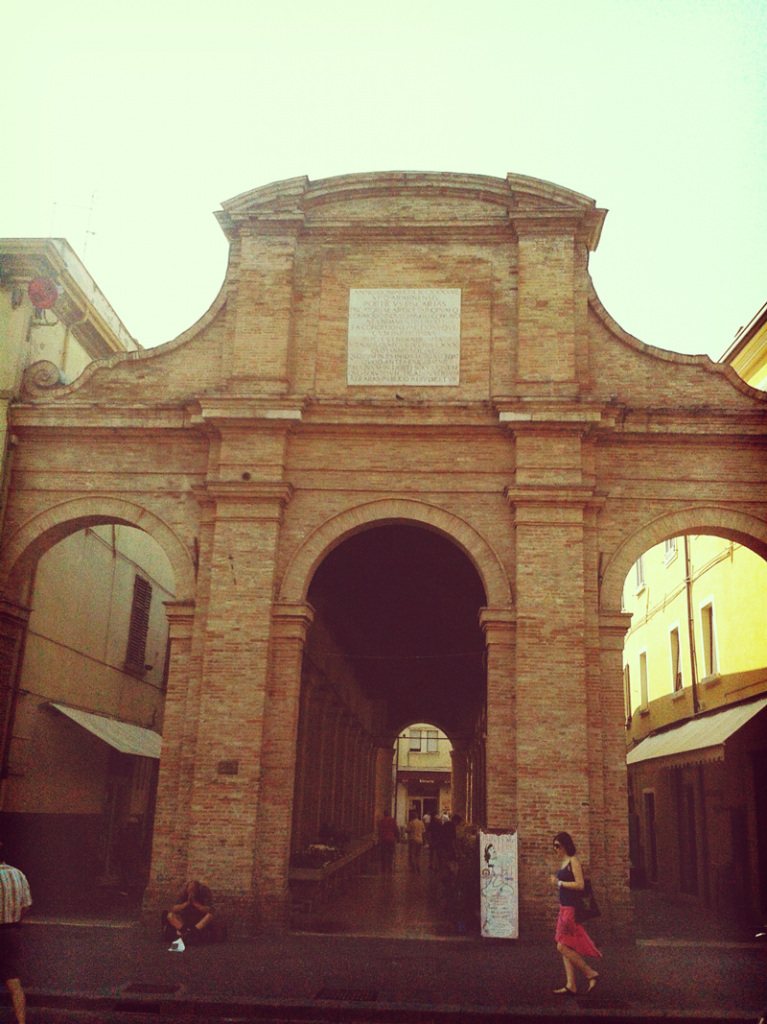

left=218, top=760, right=239, bottom=775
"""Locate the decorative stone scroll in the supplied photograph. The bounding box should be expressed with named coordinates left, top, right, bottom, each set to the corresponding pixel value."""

left=347, top=288, right=461, bottom=386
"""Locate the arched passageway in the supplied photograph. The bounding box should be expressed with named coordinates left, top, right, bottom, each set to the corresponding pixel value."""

left=286, top=524, right=485, bottom=933
left=0, top=519, right=178, bottom=915
left=288, top=525, right=488, bottom=932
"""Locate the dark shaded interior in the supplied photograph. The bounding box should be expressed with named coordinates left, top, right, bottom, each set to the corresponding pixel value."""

left=307, top=525, right=487, bottom=737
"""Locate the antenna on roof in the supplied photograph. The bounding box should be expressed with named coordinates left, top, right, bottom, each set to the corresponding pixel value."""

left=83, top=190, right=98, bottom=257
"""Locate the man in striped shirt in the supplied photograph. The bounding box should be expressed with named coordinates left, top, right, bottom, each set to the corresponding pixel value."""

left=0, top=843, right=32, bottom=1024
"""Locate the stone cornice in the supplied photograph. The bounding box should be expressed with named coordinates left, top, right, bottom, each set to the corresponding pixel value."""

left=201, top=480, right=294, bottom=504
left=479, top=606, right=516, bottom=641
left=271, top=602, right=315, bottom=643
left=505, top=485, right=607, bottom=510
left=191, top=398, right=305, bottom=428
left=163, top=600, right=196, bottom=640
left=10, top=405, right=194, bottom=431
left=216, top=171, right=607, bottom=250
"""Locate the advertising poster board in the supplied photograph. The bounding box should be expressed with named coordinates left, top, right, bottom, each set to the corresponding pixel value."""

left=480, top=830, right=518, bottom=938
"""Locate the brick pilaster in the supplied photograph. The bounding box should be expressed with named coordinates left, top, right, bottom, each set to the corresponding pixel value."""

left=596, top=609, right=634, bottom=940
left=480, top=606, right=516, bottom=829
left=507, top=467, right=599, bottom=934
left=143, top=601, right=196, bottom=917
left=450, top=742, right=468, bottom=820
left=255, top=601, right=314, bottom=929
left=0, top=599, right=30, bottom=802
left=230, top=224, right=301, bottom=391
left=185, top=480, right=293, bottom=932
left=515, top=221, right=578, bottom=391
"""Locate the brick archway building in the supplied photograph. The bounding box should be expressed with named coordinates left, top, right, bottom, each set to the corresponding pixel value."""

left=1, top=172, right=766, bottom=936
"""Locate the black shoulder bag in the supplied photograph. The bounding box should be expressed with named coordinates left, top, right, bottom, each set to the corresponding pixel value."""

left=575, top=878, right=601, bottom=923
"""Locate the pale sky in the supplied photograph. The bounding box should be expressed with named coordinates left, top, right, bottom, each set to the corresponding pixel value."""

left=3, top=0, right=765, bottom=360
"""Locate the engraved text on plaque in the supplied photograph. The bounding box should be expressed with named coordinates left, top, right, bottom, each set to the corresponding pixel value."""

left=347, top=288, right=461, bottom=386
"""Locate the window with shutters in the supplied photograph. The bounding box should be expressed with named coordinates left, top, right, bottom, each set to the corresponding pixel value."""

left=639, top=649, right=649, bottom=710
left=635, top=555, right=646, bottom=592
left=125, top=575, right=152, bottom=675
left=700, top=600, right=718, bottom=677
left=623, top=664, right=632, bottom=724
left=669, top=626, right=683, bottom=692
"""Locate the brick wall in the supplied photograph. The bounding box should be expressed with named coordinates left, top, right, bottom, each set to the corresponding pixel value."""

left=2, top=172, right=766, bottom=937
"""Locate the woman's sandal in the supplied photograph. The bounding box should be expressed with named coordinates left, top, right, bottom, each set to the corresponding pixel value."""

left=554, top=986, right=577, bottom=996
left=584, top=975, right=600, bottom=994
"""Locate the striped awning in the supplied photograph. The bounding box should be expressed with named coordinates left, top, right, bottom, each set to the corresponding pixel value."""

left=51, top=703, right=162, bottom=759
left=627, top=697, right=767, bottom=770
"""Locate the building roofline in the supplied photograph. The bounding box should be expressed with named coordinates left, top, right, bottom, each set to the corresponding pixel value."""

left=0, top=238, right=139, bottom=356
left=720, top=299, right=767, bottom=365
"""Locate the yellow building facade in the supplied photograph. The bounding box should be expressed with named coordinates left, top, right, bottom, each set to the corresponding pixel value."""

left=623, top=300, right=767, bottom=920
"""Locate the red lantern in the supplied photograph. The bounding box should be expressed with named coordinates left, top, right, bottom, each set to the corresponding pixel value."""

left=28, top=277, right=59, bottom=309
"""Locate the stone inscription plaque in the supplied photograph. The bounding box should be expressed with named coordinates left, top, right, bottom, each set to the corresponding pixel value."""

left=347, top=288, right=461, bottom=386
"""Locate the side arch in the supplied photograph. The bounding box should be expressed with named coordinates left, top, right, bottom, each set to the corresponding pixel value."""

left=0, top=496, right=196, bottom=602
left=600, top=505, right=767, bottom=611
left=279, top=498, right=512, bottom=608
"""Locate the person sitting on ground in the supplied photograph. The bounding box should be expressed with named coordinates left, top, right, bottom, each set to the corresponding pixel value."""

left=162, top=880, right=215, bottom=945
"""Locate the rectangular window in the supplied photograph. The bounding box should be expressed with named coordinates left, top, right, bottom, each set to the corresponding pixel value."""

left=426, top=730, right=438, bottom=752
left=700, top=601, right=718, bottom=677
left=635, top=555, right=646, bottom=590
left=669, top=626, right=682, bottom=692
left=664, top=538, right=677, bottom=563
left=624, top=664, right=632, bottom=724
left=409, top=730, right=422, bottom=751
left=125, top=575, right=152, bottom=675
left=639, top=650, right=649, bottom=708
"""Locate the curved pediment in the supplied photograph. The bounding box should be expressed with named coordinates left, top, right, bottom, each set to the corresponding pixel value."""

left=11, top=170, right=763, bottom=419
left=216, top=171, right=606, bottom=250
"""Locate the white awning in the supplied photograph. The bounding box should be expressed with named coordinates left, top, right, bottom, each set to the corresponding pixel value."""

left=627, top=697, right=767, bottom=769
left=51, top=703, right=162, bottom=759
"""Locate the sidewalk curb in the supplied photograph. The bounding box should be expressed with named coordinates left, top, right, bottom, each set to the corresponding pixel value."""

left=17, top=990, right=763, bottom=1023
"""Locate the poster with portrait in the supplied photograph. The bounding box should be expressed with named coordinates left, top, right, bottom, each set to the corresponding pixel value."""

left=480, top=830, right=518, bottom=938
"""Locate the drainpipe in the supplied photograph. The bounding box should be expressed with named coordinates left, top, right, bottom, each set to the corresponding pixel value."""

left=684, top=536, right=701, bottom=715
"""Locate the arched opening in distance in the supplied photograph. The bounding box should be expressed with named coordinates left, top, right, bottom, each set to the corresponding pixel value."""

left=619, top=527, right=767, bottom=924
left=0, top=522, right=177, bottom=916
left=289, top=523, right=487, bottom=936
left=392, top=721, right=453, bottom=830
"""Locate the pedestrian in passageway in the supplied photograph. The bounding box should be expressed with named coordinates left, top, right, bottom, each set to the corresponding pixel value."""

left=407, top=812, right=425, bottom=873
left=550, top=831, right=601, bottom=997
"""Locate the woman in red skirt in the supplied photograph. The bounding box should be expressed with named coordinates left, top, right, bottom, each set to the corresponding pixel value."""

left=550, top=831, right=601, bottom=996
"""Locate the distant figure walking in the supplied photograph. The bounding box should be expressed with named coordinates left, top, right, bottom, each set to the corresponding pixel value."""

left=407, top=812, right=425, bottom=874
left=428, top=814, right=442, bottom=870
left=377, top=810, right=398, bottom=874
left=550, top=831, right=601, bottom=996
left=0, top=842, right=32, bottom=1024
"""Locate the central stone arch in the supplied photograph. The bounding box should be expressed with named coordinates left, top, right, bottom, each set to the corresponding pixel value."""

left=279, top=497, right=512, bottom=609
